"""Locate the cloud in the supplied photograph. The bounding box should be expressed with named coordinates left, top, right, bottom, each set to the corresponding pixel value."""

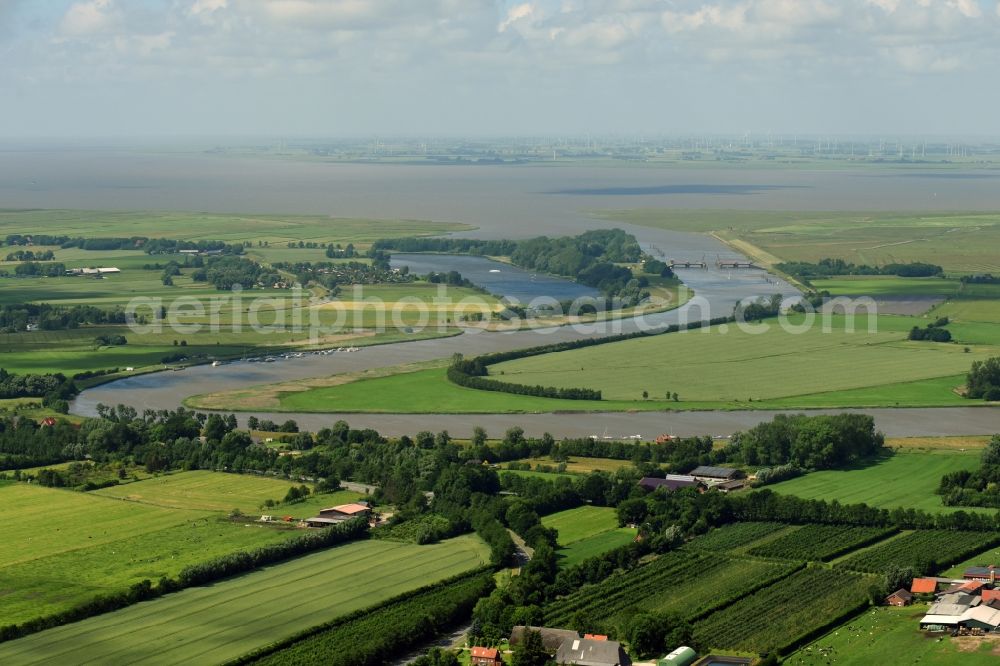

left=59, top=0, right=118, bottom=36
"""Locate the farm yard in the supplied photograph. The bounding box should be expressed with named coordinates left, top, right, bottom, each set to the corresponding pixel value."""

left=0, top=535, right=491, bottom=666
left=540, top=506, right=636, bottom=566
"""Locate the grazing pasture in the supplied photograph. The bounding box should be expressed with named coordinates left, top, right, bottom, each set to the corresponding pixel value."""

left=691, top=567, right=873, bottom=654
left=239, top=314, right=998, bottom=413
left=541, top=505, right=637, bottom=566
left=768, top=450, right=985, bottom=513
left=93, top=470, right=315, bottom=513
left=490, top=315, right=996, bottom=404
left=786, top=606, right=1000, bottom=666
left=541, top=506, right=621, bottom=545
left=556, top=529, right=637, bottom=567
left=0, top=535, right=491, bottom=666
left=0, top=482, right=304, bottom=627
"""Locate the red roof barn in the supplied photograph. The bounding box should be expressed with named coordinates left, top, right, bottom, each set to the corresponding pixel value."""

left=911, top=578, right=938, bottom=594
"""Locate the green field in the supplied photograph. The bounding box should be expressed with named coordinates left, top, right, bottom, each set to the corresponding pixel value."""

left=597, top=209, right=1000, bottom=274
left=769, top=450, right=986, bottom=513
left=206, top=314, right=999, bottom=413
left=0, top=209, right=473, bottom=245
left=810, top=276, right=961, bottom=297
left=489, top=315, right=997, bottom=406
left=541, top=506, right=636, bottom=566
left=0, top=482, right=304, bottom=626
left=785, top=606, right=1000, bottom=665
left=93, top=470, right=318, bottom=513
left=0, top=534, right=491, bottom=666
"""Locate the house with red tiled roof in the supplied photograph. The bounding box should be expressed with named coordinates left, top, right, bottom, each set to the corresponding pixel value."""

left=911, top=578, right=938, bottom=594
left=584, top=634, right=608, bottom=641
left=982, top=589, right=1000, bottom=603
left=470, top=646, right=503, bottom=666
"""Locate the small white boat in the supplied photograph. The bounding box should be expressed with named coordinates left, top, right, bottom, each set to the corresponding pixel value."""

left=489, top=269, right=501, bottom=273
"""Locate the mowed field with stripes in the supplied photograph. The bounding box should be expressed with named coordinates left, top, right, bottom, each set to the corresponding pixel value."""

left=0, top=535, right=490, bottom=666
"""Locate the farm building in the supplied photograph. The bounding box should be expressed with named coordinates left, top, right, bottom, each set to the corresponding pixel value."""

left=963, top=565, right=999, bottom=582
left=983, top=589, right=1000, bottom=604
left=922, top=605, right=1000, bottom=633
left=67, top=267, right=120, bottom=275
left=555, top=637, right=631, bottom=666
left=658, top=646, right=697, bottom=666
left=318, top=502, right=372, bottom=520
left=910, top=578, right=938, bottom=594
left=303, top=516, right=344, bottom=528
left=509, top=626, right=580, bottom=653
left=962, top=606, right=1000, bottom=632
left=639, top=475, right=704, bottom=492
left=689, top=466, right=742, bottom=481
left=470, top=646, right=503, bottom=666
left=886, top=589, right=913, bottom=607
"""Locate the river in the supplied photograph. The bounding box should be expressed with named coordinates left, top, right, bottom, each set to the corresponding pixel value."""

left=4, top=148, right=990, bottom=437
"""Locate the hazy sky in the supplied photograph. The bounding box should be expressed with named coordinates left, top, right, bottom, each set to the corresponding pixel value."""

left=2, top=0, right=999, bottom=137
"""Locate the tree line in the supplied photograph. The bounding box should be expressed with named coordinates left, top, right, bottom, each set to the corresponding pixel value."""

left=776, top=257, right=943, bottom=279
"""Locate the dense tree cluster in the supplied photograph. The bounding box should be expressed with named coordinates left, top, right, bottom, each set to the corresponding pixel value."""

left=908, top=316, right=952, bottom=342
left=4, top=261, right=66, bottom=277
left=938, top=435, right=1000, bottom=507
left=271, top=260, right=413, bottom=291
left=967, top=357, right=1000, bottom=401
left=727, top=413, right=884, bottom=470
left=5, top=249, right=55, bottom=261
left=192, top=255, right=280, bottom=290
left=0, top=302, right=129, bottom=333
left=777, top=258, right=943, bottom=279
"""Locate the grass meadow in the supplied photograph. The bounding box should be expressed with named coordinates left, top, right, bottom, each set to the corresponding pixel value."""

left=540, top=506, right=637, bottom=566
left=785, top=606, right=1000, bottom=666
left=0, top=535, right=491, bottom=666
left=0, top=209, right=472, bottom=246
left=596, top=209, right=1000, bottom=274
left=0, top=481, right=305, bottom=626
left=767, top=450, right=987, bottom=513
left=93, top=470, right=318, bottom=513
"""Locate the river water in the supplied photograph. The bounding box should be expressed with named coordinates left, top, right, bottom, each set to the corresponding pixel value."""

left=388, top=253, right=602, bottom=303
left=4, top=148, right=994, bottom=436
